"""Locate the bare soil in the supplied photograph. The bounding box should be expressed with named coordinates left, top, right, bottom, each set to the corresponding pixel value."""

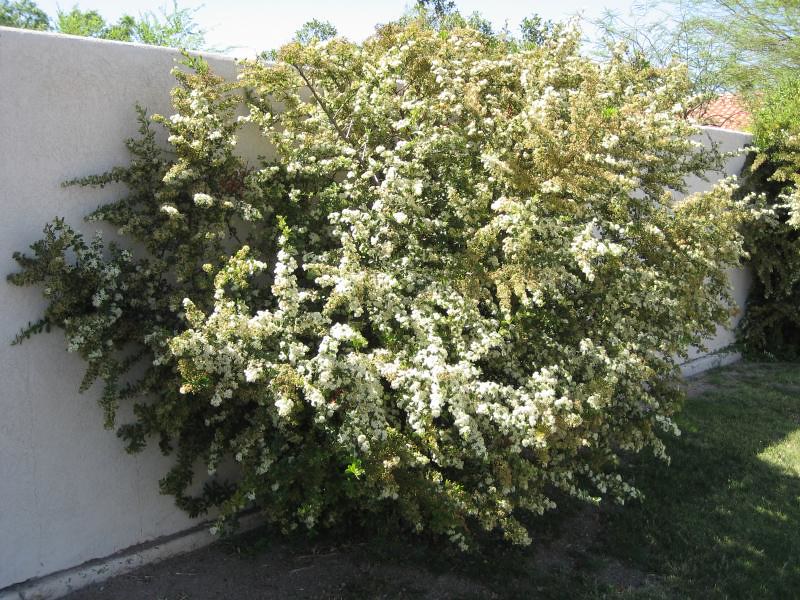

left=63, top=504, right=653, bottom=600
left=64, top=534, right=496, bottom=600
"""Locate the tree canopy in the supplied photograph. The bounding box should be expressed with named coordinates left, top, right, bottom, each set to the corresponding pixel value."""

left=690, top=0, right=800, bottom=92
left=596, top=0, right=800, bottom=95
left=0, top=0, right=48, bottom=30
left=1, top=0, right=205, bottom=49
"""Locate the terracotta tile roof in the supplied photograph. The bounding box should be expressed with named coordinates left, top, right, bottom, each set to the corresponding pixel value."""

left=690, top=93, right=751, bottom=131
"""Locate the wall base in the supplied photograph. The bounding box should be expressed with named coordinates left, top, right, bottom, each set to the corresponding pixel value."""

left=680, top=351, right=741, bottom=378
left=0, top=514, right=261, bottom=600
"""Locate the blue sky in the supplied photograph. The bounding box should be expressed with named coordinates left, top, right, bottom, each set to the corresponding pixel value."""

left=34, top=0, right=644, bottom=56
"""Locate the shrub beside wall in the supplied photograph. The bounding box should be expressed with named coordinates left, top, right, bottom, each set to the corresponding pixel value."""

left=738, top=77, right=800, bottom=358
left=9, top=24, right=748, bottom=548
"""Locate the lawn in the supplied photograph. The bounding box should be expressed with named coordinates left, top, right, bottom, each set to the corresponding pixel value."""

left=591, top=361, right=800, bottom=599
left=66, top=362, right=800, bottom=599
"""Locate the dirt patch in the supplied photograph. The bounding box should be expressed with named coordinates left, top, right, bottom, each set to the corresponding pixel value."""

left=62, top=507, right=661, bottom=600
left=63, top=535, right=494, bottom=600
left=532, top=506, right=601, bottom=572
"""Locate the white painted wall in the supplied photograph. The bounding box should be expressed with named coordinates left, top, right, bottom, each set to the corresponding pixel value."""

left=679, top=128, right=754, bottom=375
left=0, top=26, right=754, bottom=594
left=0, top=28, right=244, bottom=592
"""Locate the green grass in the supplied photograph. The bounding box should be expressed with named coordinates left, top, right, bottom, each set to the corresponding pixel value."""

left=594, top=362, right=800, bottom=599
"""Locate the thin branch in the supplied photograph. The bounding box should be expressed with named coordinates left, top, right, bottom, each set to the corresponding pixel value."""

left=290, top=63, right=351, bottom=145
left=290, top=62, right=381, bottom=185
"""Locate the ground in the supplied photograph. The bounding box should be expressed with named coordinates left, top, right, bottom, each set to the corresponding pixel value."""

left=64, top=362, right=800, bottom=599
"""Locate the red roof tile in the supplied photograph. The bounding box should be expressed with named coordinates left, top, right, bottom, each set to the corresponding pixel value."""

left=690, top=93, right=751, bottom=131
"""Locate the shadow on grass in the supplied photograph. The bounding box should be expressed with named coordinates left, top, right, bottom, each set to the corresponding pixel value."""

left=600, top=362, right=800, bottom=599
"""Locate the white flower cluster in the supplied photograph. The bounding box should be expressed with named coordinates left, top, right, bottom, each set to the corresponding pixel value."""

left=162, top=23, right=747, bottom=547
left=14, top=22, right=746, bottom=550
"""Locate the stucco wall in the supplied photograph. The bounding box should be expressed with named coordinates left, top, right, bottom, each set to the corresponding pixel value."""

left=0, top=27, right=245, bottom=590
left=680, top=127, right=754, bottom=375
left=0, top=26, right=754, bottom=592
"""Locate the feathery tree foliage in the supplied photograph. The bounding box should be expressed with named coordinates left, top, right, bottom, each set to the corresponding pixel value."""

left=1, top=0, right=205, bottom=49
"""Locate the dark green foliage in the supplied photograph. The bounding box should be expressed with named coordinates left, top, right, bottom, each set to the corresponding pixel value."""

left=738, top=77, right=800, bottom=359
left=7, top=62, right=275, bottom=517
left=738, top=159, right=800, bottom=358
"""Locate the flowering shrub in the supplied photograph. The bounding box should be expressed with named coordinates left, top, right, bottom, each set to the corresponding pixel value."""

left=738, top=77, right=800, bottom=358
left=9, top=23, right=746, bottom=547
